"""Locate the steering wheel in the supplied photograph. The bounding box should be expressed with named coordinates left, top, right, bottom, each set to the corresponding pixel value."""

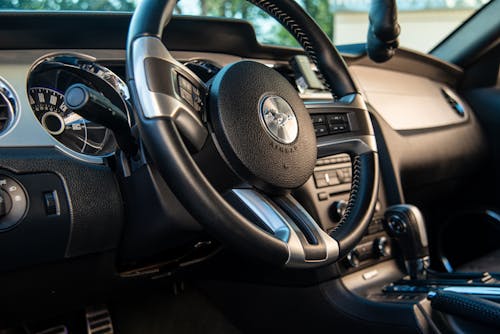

left=126, top=0, right=379, bottom=269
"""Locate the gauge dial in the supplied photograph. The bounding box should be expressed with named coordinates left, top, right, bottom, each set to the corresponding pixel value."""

left=28, top=87, right=116, bottom=156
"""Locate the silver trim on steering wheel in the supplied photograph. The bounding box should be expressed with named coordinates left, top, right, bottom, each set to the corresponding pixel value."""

left=230, top=189, right=340, bottom=268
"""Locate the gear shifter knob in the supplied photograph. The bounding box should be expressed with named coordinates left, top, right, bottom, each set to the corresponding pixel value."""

left=384, top=204, right=429, bottom=279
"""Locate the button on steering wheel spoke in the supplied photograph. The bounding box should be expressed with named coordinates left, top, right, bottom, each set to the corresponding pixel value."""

left=131, top=36, right=208, bottom=152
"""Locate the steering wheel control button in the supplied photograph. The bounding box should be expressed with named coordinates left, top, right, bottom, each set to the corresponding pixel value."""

left=177, top=74, right=202, bottom=112
left=387, top=215, right=407, bottom=235
left=0, top=175, right=28, bottom=231
left=43, top=191, right=60, bottom=216
left=311, top=113, right=350, bottom=137
left=259, top=95, right=299, bottom=145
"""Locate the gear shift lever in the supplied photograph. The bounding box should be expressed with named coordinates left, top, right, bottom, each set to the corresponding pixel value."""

left=384, top=204, right=429, bottom=279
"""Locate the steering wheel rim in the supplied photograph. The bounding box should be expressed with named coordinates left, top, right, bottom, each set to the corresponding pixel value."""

left=126, top=0, right=380, bottom=268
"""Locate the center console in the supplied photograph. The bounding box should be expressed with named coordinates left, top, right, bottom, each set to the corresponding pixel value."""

left=338, top=203, right=500, bottom=333
left=296, top=153, right=391, bottom=273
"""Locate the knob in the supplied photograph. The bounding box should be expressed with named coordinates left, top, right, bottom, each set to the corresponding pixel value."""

left=330, top=200, right=348, bottom=222
left=373, top=236, right=391, bottom=257
left=346, top=250, right=360, bottom=268
left=0, top=176, right=27, bottom=231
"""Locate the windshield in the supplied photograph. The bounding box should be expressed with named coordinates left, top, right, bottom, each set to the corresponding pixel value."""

left=0, top=0, right=491, bottom=53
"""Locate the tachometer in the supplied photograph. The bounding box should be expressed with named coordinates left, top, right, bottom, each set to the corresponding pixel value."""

left=27, top=53, right=130, bottom=159
left=28, top=87, right=116, bottom=156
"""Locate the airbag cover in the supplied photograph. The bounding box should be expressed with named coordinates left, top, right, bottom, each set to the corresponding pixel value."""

left=209, top=61, right=317, bottom=192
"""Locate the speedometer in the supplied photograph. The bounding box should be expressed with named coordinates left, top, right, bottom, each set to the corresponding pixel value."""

left=27, top=53, right=130, bottom=158
left=29, top=87, right=116, bottom=156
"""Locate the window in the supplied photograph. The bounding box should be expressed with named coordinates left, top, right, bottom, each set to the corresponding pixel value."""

left=0, top=0, right=491, bottom=53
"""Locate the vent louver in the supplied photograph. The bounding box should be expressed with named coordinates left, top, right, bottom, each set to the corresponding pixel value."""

left=0, top=82, right=15, bottom=135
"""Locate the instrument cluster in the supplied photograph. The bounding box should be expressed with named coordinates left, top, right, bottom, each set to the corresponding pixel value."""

left=27, top=53, right=130, bottom=157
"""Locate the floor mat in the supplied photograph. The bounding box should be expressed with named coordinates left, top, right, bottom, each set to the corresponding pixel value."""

left=111, top=284, right=242, bottom=334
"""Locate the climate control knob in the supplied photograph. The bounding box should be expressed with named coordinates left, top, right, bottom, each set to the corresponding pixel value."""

left=346, top=250, right=360, bottom=268
left=373, top=236, right=391, bottom=257
left=0, top=175, right=27, bottom=231
left=330, top=200, right=348, bottom=222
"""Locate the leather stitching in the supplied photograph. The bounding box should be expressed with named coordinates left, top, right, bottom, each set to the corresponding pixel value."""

left=436, top=294, right=500, bottom=320
left=247, top=0, right=334, bottom=95
left=247, top=0, right=362, bottom=235
left=331, top=155, right=361, bottom=233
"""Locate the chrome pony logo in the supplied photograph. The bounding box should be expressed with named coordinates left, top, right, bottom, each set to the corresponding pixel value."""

left=259, top=95, right=298, bottom=144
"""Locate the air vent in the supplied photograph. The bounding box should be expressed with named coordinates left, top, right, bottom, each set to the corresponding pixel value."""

left=0, top=80, right=16, bottom=135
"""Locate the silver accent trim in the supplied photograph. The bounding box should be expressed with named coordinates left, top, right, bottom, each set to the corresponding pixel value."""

left=305, top=93, right=368, bottom=111
left=317, top=135, right=378, bottom=157
left=0, top=50, right=128, bottom=164
left=41, top=111, right=65, bottom=136
left=132, top=36, right=206, bottom=119
left=230, top=189, right=339, bottom=268
left=0, top=76, right=19, bottom=138
left=284, top=195, right=340, bottom=268
left=29, top=52, right=130, bottom=103
left=86, top=306, right=114, bottom=334
left=26, top=52, right=132, bottom=160
left=232, top=189, right=290, bottom=242
left=443, top=286, right=500, bottom=296
left=131, top=36, right=208, bottom=150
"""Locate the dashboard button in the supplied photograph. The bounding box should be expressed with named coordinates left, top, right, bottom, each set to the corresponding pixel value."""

left=327, top=114, right=347, bottom=124
left=178, top=75, right=193, bottom=93
left=317, top=192, right=328, bottom=201
left=311, top=115, right=326, bottom=124
left=180, top=88, right=194, bottom=106
left=43, top=191, right=60, bottom=216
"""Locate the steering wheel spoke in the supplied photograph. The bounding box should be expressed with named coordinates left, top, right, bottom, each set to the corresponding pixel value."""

left=227, top=189, right=339, bottom=268
left=306, top=94, right=378, bottom=158
left=131, top=36, right=208, bottom=151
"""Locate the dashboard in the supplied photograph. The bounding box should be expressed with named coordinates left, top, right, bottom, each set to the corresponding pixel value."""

left=0, top=13, right=490, bottom=297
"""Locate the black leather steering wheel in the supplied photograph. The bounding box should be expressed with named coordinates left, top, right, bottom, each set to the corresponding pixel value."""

left=126, top=0, right=379, bottom=269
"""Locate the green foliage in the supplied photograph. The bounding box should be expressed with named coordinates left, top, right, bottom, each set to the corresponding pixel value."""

left=0, top=0, right=137, bottom=11
left=263, top=0, right=333, bottom=47
left=0, top=0, right=335, bottom=47
left=193, top=0, right=334, bottom=48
